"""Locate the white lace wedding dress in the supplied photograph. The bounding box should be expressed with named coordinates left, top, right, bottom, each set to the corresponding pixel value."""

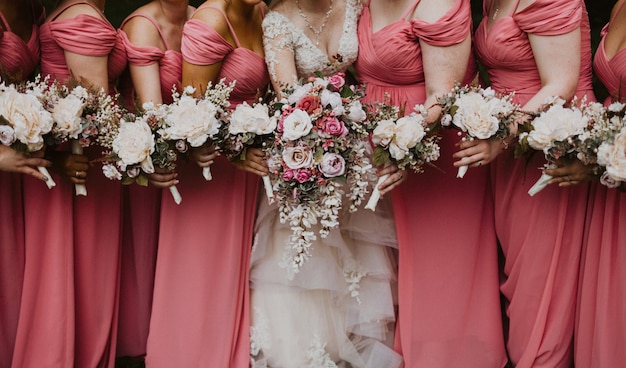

left=249, top=1, right=402, bottom=367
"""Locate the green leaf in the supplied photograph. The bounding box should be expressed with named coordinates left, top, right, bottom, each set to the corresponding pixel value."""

left=121, top=176, right=135, bottom=185
left=372, top=146, right=390, bottom=167
left=136, top=174, right=149, bottom=187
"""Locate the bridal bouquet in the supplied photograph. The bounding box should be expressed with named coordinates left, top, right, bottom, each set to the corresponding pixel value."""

left=438, top=85, right=519, bottom=178
left=45, top=80, right=123, bottom=195
left=517, top=97, right=589, bottom=196
left=365, top=102, right=440, bottom=211
left=0, top=80, right=55, bottom=187
left=101, top=102, right=182, bottom=204
left=266, top=72, right=373, bottom=277
left=223, top=100, right=278, bottom=202
left=159, top=80, right=234, bottom=181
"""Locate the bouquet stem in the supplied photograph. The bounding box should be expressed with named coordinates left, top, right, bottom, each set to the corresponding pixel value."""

left=457, top=165, right=469, bottom=178
left=202, top=166, right=212, bottom=181
left=365, top=173, right=389, bottom=211
left=169, top=185, right=182, bottom=204
left=262, top=175, right=274, bottom=203
left=71, top=140, right=87, bottom=196
left=528, top=172, right=553, bottom=196
left=37, top=166, right=56, bottom=188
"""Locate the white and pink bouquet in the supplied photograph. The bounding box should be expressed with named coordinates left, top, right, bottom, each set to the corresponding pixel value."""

left=160, top=80, right=234, bottom=181
left=517, top=97, right=589, bottom=196
left=0, top=80, right=55, bottom=186
left=365, top=103, right=440, bottom=211
left=266, top=72, right=373, bottom=277
left=439, top=85, right=519, bottom=178
left=223, top=100, right=278, bottom=201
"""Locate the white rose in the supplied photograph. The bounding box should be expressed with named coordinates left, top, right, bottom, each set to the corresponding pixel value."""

left=527, top=104, right=587, bottom=151
left=71, top=85, right=90, bottom=100
left=229, top=103, right=276, bottom=135
left=597, top=127, right=626, bottom=182
left=348, top=100, right=367, bottom=122
left=320, top=89, right=344, bottom=115
left=102, top=163, right=122, bottom=180
left=319, top=152, right=345, bottom=177
left=287, top=84, right=311, bottom=104
left=112, top=118, right=155, bottom=173
left=608, top=101, right=626, bottom=113
left=52, top=94, right=85, bottom=139
left=0, top=125, right=16, bottom=145
left=0, top=89, right=54, bottom=151
left=281, top=109, right=312, bottom=141
left=164, top=95, right=220, bottom=147
left=282, top=145, right=314, bottom=169
left=453, top=92, right=500, bottom=139
left=371, top=119, right=396, bottom=147
left=390, top=114, right=426, bottom=160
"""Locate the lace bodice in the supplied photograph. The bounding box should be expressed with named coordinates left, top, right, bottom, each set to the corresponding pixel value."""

left=262, top=0, right=361, bottom=82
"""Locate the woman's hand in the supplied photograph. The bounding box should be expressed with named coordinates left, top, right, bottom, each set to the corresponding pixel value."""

left=233, top=148, right=269, bottom=177
left=544, top=158, right=595, bottom=187
left=50, top=151, right=89, bottom=184
left=452, top=137, right=511, bottom=168
left=376, top=164, right=405, bottom=196
left=147, top=167, right=179, bottom=188
left=189, top=142, right=219, bottom=168
left=0, top=146, right=52, bottom=180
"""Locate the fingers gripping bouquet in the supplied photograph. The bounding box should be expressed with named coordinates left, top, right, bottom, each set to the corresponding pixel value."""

left=516, top=97, right=589, bottom=196
left=266, top=72, right=373, bottom=277
left=438, top=85, right=519, bottom=178
left=0, top=79, right=55, bottom=186
left=365, top=103, right=441, bottom=211
left=160, top=80, right=235, bottom=181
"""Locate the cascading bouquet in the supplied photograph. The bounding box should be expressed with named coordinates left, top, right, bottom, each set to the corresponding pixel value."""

left=100, top=102, right=182, bottom=204
left=159, top=80, right=234, bottom=181
left=44, top=79, right=123, bottom=196
left=0, top=79, right=55, bottom=187
left=266, top=72, right=373, bottom=277
left=365, top=102, right=440, bottom=211
left=438, top=85, right=519, bottom=178
left=516, top=97, right=589, bottom=196
left=222, top=99, right=278, bottom=202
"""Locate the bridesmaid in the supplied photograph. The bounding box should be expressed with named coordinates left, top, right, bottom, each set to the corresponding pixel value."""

left=462, top=0, right=595, bottom=366
left=116, top=0, right=193, bottom=362
left=0, top=1, right=49, bottom=365
left=12, top=0, right=126, bottom=366
left=570, top=0, right=626, bottom=366
left=144, top=0, right=268, bottom=366
left=355, top=0, right=507, bottom=367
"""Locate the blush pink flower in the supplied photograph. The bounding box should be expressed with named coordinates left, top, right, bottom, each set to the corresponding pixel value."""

left=319, top=152, right=345, bottom=178
left=321, top=116, right=348, bottom=137
left=295, top=169, right=311, bottom=183
left=328, top=73, right=346, bottom=91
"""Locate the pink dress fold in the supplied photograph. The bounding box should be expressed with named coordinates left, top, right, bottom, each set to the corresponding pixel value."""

left=575, top=3, right=626, bottom=365
left=13, top=3, right=127, bottom=367
left=0, top=10, right=41, bottom=366
left=115, top=14, right=184, bottom=359
left=474, top=0, right=594, bottom=366
left=145, top=5, right=267, bottom=367
left=355, top=1, right=506, bottom=367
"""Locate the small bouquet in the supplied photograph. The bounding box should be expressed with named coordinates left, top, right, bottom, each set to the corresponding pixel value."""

left=223, top=100, right=278, bottom=202
left=365, top=103, right=440, bottom=211
left=101, top=102, right=182, bottom=204
left=439, top=85, right=519, bottom=178
left=46, top=81, right=123, bottom=195
left=266, top=72, right=373, bottom=277
left=160, top=80, right=234, bottom=181
left=0, top=80, right=55, bottom=186
left=517, top=97, right=589, bottom=196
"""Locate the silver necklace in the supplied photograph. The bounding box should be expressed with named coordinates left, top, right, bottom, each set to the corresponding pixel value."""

left=296, top=0, right=334, bottom=46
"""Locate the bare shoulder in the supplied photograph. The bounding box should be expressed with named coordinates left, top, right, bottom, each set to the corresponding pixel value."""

left=191, top=0, right=230, bottom=37
left=415, top=0, right=463, bottom=23
left=122, top=14, right=162, bottom=48
left=51, top=2, right=103, bottom=21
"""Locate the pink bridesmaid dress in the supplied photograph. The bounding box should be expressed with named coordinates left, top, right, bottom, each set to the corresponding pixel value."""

left=575, top=2, right=626, bottom=366
left=12, top=2, right=127, bottom=367
left=355, top=1, right=507, bottom=367
left=474, top=0, right=595, bottom=366
left=0, top=8, right=42, bottom=365
left=144, top=5, right=268, bottom=367
left=115, top=14, right=183, bottom=359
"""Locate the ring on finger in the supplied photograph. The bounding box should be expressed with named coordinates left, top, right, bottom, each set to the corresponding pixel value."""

left=565, top=175, right=571, bottom=182
left=477, top=161, right=482, bottom=166
left=75, top=171, right=83, bottom=179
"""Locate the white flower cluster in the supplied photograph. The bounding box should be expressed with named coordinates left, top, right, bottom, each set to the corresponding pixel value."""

left=372, top=113, right=427, bottom=160
left=450, top=87, right=516, bottom=140
left=524, top=98, right=588, bottom=152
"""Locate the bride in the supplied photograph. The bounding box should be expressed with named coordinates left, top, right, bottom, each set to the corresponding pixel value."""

left=244, top=0, right=403, bottom=367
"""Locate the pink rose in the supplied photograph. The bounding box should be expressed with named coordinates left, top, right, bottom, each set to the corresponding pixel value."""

left=321, top=116, right=348, bottom=137
left=282, top=146, right=313, bottom=169
left=295, top=95, right=320, bottom=115
left=282, top=168, right=295, bottom=181
left=295, top=169, right=311, bottom=183
left=319, top=152, right=345, bottom=178
left=175, top=139, right=188, bottom=153
left=328, top=73, right=346, bottom=91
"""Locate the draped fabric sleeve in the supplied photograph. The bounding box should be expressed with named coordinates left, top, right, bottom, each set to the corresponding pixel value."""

left=261, top=12, right=296, bottom=83
left=48, top=14, right=117, bottom=56
left=119, top=30, right=164, bottom=67
left=181, top=19, right=233, bottom=66
left=410, top=0, right=471, bottom=46
left=515, top=0, right=582, bottom=36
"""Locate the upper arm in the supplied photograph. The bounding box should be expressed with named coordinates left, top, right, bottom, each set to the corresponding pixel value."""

left=262, top=13, right=298, bottom=94
left=604, top=3, right=626, bottom=58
